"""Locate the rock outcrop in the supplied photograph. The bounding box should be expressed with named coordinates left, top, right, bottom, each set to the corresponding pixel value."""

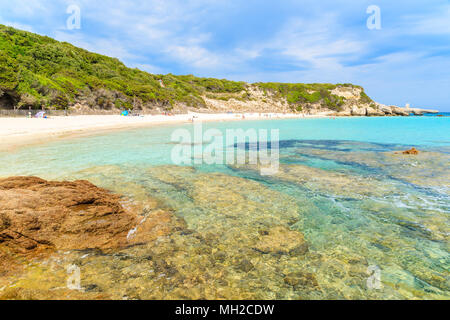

left=172, top=84, right=439, bottom=117
left=0, top=177, right=139, bottom=260
left=336, top=109, right=352, bottom=116
left=0, top=176, right=190, bottom=280
left=351, top=107, right=366, bottom=116
left=400, top=148, right=420, bottom=155
left=391, top=107, right=410, bottom=116
left=407, top=108, right=439, bottom=115
left=366, top=106, right=385, bottom=116
left=379, top=105, right=393, bottom=115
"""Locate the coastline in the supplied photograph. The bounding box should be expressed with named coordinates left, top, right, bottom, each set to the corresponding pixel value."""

left=0, top=112, right=448, bottom=300
left=0, top=112, right=320, bottom=151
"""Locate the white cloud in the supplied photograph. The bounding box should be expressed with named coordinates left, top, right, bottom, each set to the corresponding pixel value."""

left=132, top=63, right=165, bottom=74
left=167, top=45, right=220, bottom=69
left=62, top=0, right=228, bottom=70
left=0, top=20, right=34, bottom=32
left=0, top=0, right=51, bottom=18
left=234, top=14, right=367, bottom=74
left=53, top=30, right=140, bottom=62
left=235, top=48, right=261, bottom=59
left=405, top=5, right=450, bottom=35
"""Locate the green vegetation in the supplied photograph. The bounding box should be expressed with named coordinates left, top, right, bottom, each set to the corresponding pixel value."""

left=359, top=91, right=373, bottom=104
left=0, top=25, right=245, bottom=110
left=0, top=24, right=373, bottom=111
left=255, top=82, right=370, bottom=111
left=204, top=91, right=250, bottom=102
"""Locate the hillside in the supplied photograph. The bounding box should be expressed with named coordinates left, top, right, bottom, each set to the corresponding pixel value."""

left=0, top=24, right=410, bottom=115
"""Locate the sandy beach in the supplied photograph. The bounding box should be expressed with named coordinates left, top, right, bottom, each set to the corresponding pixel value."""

left=0, top=112, right=323, bottom=150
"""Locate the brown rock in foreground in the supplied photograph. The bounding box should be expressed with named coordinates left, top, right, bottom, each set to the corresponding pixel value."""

left=0, top=176, right=140, bottom=274
left=401, top=147, right=420, bottom=155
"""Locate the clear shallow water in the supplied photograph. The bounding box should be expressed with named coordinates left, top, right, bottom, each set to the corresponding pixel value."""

left=0, top=117, right=449, bottom=299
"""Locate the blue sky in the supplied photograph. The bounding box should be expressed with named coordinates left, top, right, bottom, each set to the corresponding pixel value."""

left=1, top=0, right=449, bottom=110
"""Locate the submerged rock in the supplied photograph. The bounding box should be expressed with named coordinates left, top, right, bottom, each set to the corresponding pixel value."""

left=253, top=226, right=308, bottom=256
left=1, top=162, right=447, bottom=300
left=236, top=259, right=255, bottom=273
left=231, top=162, right=395, bottom=199
left=284, top=271, right=319, bottom=289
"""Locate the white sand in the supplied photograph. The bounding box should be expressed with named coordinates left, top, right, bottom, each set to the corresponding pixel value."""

left=0, top=112, right=324, bottom=150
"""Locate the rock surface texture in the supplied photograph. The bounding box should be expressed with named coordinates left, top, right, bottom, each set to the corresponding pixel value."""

left=0, top=176, right=184, bottom=277
left=0, top=176, right=138, bottom=255
left=400, top=148, right=420, bottom=155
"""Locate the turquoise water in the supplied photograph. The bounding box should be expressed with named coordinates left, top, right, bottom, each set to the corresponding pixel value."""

left=1, top=117, right=449, bottom=177
left=0, top=117, right=449, bottom=299
left=422, top=112, right=450, bottom=117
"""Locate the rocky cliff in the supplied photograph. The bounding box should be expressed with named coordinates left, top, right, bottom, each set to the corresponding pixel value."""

left=175, top=84, right=438, bottom=116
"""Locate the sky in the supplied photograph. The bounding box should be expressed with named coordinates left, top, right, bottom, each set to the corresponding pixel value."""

left=1, top=0, right=449, bottom=111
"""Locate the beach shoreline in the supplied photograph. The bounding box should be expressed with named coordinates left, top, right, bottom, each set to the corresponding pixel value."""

left=0, top=112, right=322, bottom=151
